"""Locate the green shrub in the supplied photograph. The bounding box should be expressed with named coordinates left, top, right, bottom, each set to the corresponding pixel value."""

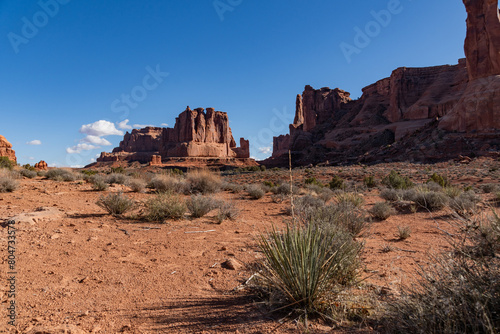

left=411, top=189, right=448, bottom=211
left=90, top=175, right=109, bottom=191
left=246, top=184, right=265, bottom=199
left=187, top=195, right=218, bottom=218
left=20, top=169, right=37, bottom=179
left=257, top=223, right=362, bottom=318
left=46, top=168, right=78, bottom=182
left=329, top=175, right=344, bottom=190
left=363, top=176, right=377, bottom=188
left=81, top=170, right=98, bottom=176
left=96, top=192, right=135, bottom=216
left=305, top=177, right=323, bottom=187
left=0, top=177, right=18, bottom=192
left=110, top=166, right=125, bottom=174
left=22, top=164, right=36, bottom=171
left=0, top=157, right=14, bottom=170
left=145, top=193, right=186, bottom=221
left=370, top=202, right=396, bottom=220
left=427, top=173, right=450, bottom=188
left=186, top=170, right=221, bottom=194
left=382, top=171, right=414, bottom=190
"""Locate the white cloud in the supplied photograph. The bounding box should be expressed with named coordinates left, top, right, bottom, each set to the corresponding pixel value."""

left=161, top=123, right=169, bottom=127
left=133, top=124, right=155, bottom=129
left=28, top=157, right=35, bottom=160
left=66, top=143, right=99, bottom=154
left=80, top=120, right=123, bottom=137
left=258, top=147, right=272, bottom=155
left=82, top=135, right=112, bottom=146
left=70, top=165, right=84, bottom=168
left=117, top=119, right=133, bottom=130
left=27, top=139, right=42, bottom=145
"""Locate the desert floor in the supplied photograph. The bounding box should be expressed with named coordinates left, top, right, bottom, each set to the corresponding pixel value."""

left=1, top=157, right=499, bottom=333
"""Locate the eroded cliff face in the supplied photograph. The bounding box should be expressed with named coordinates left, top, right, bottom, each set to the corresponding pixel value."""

left=97, top=107, right=250, bottom=164
left=0, top=135, right=16, bottom=163
left=268, top=0, right=500, bottom=166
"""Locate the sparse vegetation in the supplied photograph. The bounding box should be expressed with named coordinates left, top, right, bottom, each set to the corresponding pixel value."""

left=186, top=169, right=221, bottom=194
left=90, top=175, right=109, bottom=191
left=449, top=191, right=480, bottom=217
left=127, top=178, right=146, bottom=193
left=334, top=191, right=364, bottom=208
left=105, top=173, right=128, bottom=185
left=481, top=183, right=499, bottom=194
left=145, top=193, right=187, bottom=221
left=411, top=188, right=448, bottom=211
left=363, top=175, right=377, bottom=188
left=246, top=184, right=265, bottom=199
left=148, top=175, right=186, bottom=194
left=187, top=195, right=218, bottom=218
left=96, top=192, right=135, bottom=216
left=0, top=157, right=14, bottom=170
left=382, top=170, right=414, bottom=190
left=397, top=225, right=411, bottom=240
left=215, top=201, right=239, bottom=223
left=427, top=172, right=450, bottom=188
left=20, top=168, right=37, bottom=179
left=370, top=202, right=396, bottom=220
left=329, top=175, right=344, bottom=190
left=0, top=176, right=19, bottom=192
left=46, top=168, right=79, bottom=182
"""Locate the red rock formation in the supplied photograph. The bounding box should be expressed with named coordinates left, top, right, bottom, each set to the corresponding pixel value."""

left=268, top=1, right=500, bottom=166
left=97, top=107, right=250, bottom=164
left=34, top=161, right=48, bottom=170
left=149, top=155, right=162, bottom=166
left=0, top=135, right=16, bottom=162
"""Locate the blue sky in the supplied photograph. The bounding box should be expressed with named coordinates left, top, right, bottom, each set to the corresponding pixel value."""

left=0, top=0, right=467, bottom=167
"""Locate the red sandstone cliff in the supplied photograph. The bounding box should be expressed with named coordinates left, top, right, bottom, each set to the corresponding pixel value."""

left=97, top=107, right=250, bottom=164
left=0, top=135, right=17, bottom=163
left=267, top=0, right=500, bottom=166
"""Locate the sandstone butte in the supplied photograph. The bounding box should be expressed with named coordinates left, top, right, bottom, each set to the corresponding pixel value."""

left=267, top=0, right=500, bottom=167
left=97, top=107, right=251, bottom=165
left=0, top=135, right=17, bottom=163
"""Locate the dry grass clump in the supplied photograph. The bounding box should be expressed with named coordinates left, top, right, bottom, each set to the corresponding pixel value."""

left=370, top=202, right=396, bottom=220
left=0, top=174, right=19, bottom=193
left=381, top=212, right=500, bottom=333
left=221, top=181, right=243, bottom=193
left=46, top=168, right=79, bottom=182
left=444, top=186, right=462, bottom=199
left=144, top=193, right=186, bottom=221
left=105, top=173, right=128, bottom=185
left=89, top=175, right=109, bottom=191
left=481, top=183, right=499, bottom=194
left=127, top=178, right=146, bottom=193
left=449, top=191, right=481, bottom=217
left=397, top=225, right=411, bottom=240
left=148, top=175, right=186, bottom=194
left=186, top=195, right=219, bottom=218
left=271, top=183, right=296, bottom=196
left=411, top=187, right=448, bottom=211
left=20, top=168, right=37, bottom=179
left=215, top=201, right=239, bottom=224
left=380, top=188, right=404, bottom=202
left=246, top=184, right=266, bottom=200
left=96, top=192, right=135, bottom=216
left=334, top=191, right=364, bottom=208
left=186, top=169, right=221, bottom=194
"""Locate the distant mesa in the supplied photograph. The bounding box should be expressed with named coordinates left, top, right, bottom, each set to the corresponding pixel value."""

left=0, top=135, right=17, bottom=163
left=95, top=107, right=251, bottom=166
left=266, top=0, right=500, bottom=166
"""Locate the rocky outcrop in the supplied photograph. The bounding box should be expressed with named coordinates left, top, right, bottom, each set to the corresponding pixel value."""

left=267, top=1, right=500, bottom=166
left=97, top=107, right=250, bottom=164
left=34, top=160, right=48, bottom=170
left=0, top=135, right=16, bottom=162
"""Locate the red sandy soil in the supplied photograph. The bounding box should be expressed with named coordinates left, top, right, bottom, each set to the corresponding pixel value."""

left=0, top=158, right=498, bottom=333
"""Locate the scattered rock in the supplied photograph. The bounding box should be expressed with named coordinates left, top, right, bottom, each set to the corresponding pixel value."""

left=221, top=258, right=243, bottom=270
left=0, top=134, right=16, bottom=162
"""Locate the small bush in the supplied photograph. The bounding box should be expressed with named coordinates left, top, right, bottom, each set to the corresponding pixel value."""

left=271, top=183, right=294, bottom=196
left=305, top=177, right=323, bottom=187
left=20, top=169, right=37, bottom=179
left=426, top=181, right=443, bottom=192
left=90, top=175, right=109, bottom=191
left=380, top=188, right=403, bottom=202
left=96, top=192, right=135, bottom=215
left=370, top=202, right=396, bottom=220
left=105, top=173, right=128, bottom=185
left=329, top=175, right=344, bottom=189
left=334, top=191, right=364, bottom=208
left=81, top=170, right=97, bottom=176
left=215, top=201, right=239, bottom=223
left=187, top=195, right=217, bottom=218
left=257, top=223, right=362, bottom=318
left=444, top=186, right=462, bottom=199
left=397, top=225, right=411, bottom=240
left=427, top=173, right=450, bottom=188
left=0, top=157, right=14, bottom=170
left=221, top=181, right=243, bottom=193
left=186, top=170, right=221, bottom=194
left=145, top=193, right=186, bottom=221
left=246, top=184, right=265, bottom=199
left=306, top=203, right=368, bottom=237
left=382, top=170, right=414, bottom=190
left=271, top=193, right=287, bottom=203
left=46, top=168, right=78, bottom=182
left=110, top=166, right=125, bottom=174
left=481, top=183, right=499, bottom=194
left=127, top=179, right=146, bottom=193
left=148, top=175, right=186, bottom=194
left=0, top=177, right=18, bottom=192
left=412, top=189, right=448, bottom=211
left=363, top=176, right=377, bottom=188
left=449, top=191, right=480, bottom=217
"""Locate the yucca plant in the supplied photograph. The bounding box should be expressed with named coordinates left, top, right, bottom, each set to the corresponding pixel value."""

left=258, top=223, right=361, bottom=319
